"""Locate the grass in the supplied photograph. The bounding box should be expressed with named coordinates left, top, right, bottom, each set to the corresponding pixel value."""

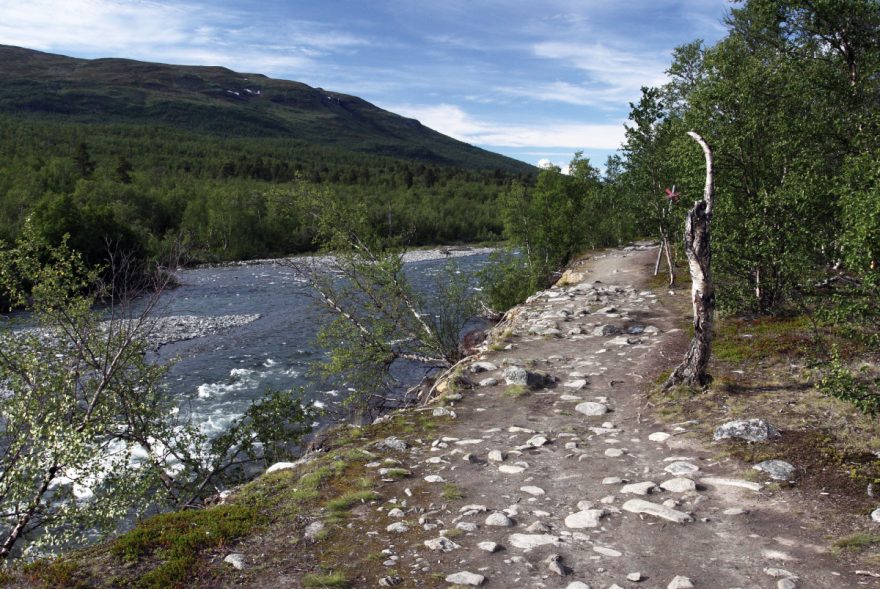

left=301, top=571, right=349, bottom=587
left=325, top=490, right=380, bottom=513
left=832, top=533, right=880, bottom=554
left=503, top=384, right=529, bottom=398
left=441, top=483, right=465, bottom=500
left=442, top=528, right=464, bottom=539
left=382, top=468, right=410, bottom=480
left=713, top=315, right=817, bottom=363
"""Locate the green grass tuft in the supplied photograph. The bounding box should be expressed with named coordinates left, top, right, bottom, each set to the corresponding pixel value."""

left=302, top=571, right=349, bottom=587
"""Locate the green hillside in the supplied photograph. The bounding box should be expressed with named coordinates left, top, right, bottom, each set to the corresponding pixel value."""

left=0, top=45, right=531, bottom=173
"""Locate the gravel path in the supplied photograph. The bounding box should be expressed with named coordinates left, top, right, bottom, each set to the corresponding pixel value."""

left=359, top=244, right=867, bottom=589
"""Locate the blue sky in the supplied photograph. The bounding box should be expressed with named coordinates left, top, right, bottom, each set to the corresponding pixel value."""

left=0, top=0, right=732, bottom=169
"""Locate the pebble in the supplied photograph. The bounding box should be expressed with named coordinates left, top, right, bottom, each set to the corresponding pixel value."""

left=565, top=379, right=588, bottom=389
left=777, top=579, right=797, bottom=589
left=526, top=435, right=548, bottom=447
left=485, top=513, right=515, bottom=527
left=470, top=361, right=498, bottom=373
left=648, top=432, right=671, bottom=442
left=627, top=572, right=644, bottom=581
left=872, top=508, right=880, bottom=523
left=565, top=583, right=592, bottom=589
left=723, top=507, right=747, bottom=515
left=488, top=450, right=506, bottom=462
left=622, top=499, right=692, bottom=523
left=765, top=567, right=798, bottom=579
left=479, top=377, right=499, bottom=387
left=605, top=448, right=625, bottom=457
left=478, top=541, right=500, bottom=552
left=223, top=553, right=245, bottom=570
left=387, top=508, right=405, bottom=518
left=444, top=571, right=485, bottom=586
left=423, top=475, right=445, bottom=483
left=575, top=401, right=609, bottom=416
left=386, top=522, right=409, bottom=533
left=526, top=521, right=551, bottom=533
left=667, top=576, right=694, bottom=589
left=603, top=476, right=624, bottom=485
left=545, top=553, right=568, bottom=576
left=564, top=509, right=607, bottom=529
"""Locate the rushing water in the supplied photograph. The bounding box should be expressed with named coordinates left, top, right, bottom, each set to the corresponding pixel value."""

left=150, top=249, right=492, bottom=437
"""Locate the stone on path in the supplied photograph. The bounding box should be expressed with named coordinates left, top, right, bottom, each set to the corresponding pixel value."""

left=485, top=512, right=515, bottom=527
left=508, top=533, right=562, bottom=549
left=564, top=509, right=607, bottom=529
left=424, top=475, right=445, bottom=483
left=565, top=379, right=588, bottom=389
left=445, top=571, right=485, bottom=586
left=700, top=477, right=762, bottom=492
left=575, top=401, right=609, bottom=416
left=499, top=464, right=525, bottom=474
left=605, top=448, right=625, bottom=457
left=566, top=583, right=593, bottom=589
left=488, top=450, right=505, bottom=462
left=303, top=520, right=325, bottom=540
left=660, top=478, right=697, bottom=493
left=620, top=481, right=656, bottom=495
left=777, top=579, right=797, bottom=589
left=664, top=461, right=700, bottom=476
left=764, top=567, right=798, bottom=579
left=627, top=572, right=644, bottom=581
left=593, top=324, right=622, bottom=336
left=622, top=499, right=692, bottom=523
left=223, top=553, right=245, bottom=570
left=503, top=366, right=549, bottom=389
left=520, top=485, right=545, bottom=496
left=386, top=522, right=409, bottom=533
left=871, top=508, right=880, bottom=523
left=593, top=545, right=622, bottom=557
left=603, top=476, right=624, bottom=485
left=648, top=432, right=671, bottom=443
left=714, top=418, right=780, bottom=442
left=424, top=536, right=460, bottom=552
left=478, top=541, right=500, bottom=552
left=526, top=435, right=548, bottom=447
left=469, top=361, right=498, bottom=373
left=667, top=576, right=694, bottom=589
left=753, top=459, right=796, bottom=480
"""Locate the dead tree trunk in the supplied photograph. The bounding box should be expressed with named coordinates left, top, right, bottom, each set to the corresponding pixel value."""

left=665, top=131, right=715, bottom=389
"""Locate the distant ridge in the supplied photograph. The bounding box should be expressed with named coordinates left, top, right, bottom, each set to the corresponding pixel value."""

left=0, top=45, right=532, bottom=173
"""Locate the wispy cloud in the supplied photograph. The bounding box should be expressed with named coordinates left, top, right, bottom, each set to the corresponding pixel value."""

left=0, top=0, right=371, bottom=76
left=391, top=103, right=625, bottom=150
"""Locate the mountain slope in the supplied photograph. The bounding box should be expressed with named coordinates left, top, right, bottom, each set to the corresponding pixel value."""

left=0, top=45, right=531, bottom=172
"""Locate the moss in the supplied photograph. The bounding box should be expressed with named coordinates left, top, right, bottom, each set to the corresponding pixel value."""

left=21, top=559, right=87, bottom=589
left=301, top=571, right=349, bottom=587
left=382, top=468, right=410, bottom=480
left=110, top=504, right=262, bottom=589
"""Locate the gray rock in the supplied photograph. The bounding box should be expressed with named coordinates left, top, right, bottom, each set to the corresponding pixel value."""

left=778, top=579, right=797, bottom=589
left=565, top=583, right=593, bottom=589
left=592, top=324, right=622, bottom=336
left=545, top=553, right=568, bottom=576
left=564, top=509, right=607, bottom=529
left=303, top=520, right=325, bottom=540
left=469, top=361, right=499, bottom=373
left=379, top=436, right=408, bottom=451
left=478, top=541, right=500, bottom=552
left=508, top=533, right=562, bottom=549
left=488, top=450, right=506, bottom=462
left=424, top=536, right=461, bottom=552
left=223, top=553, right=246, bottom=570
left=485, top=512, right=515, bottom=527
left=660, top=478, right=697, bottom=493
left=520, top=485, right=545, bottom=496
left=753, top=460, right=796, bottom=480
left=386, top=522, right=409, bottom=533
left=387, top=508, right=405, bottom=518
left=620, top=481, right=656, bottom=495
left=479, top=377, right=499, bottom=387
left=456, top=522, right=479, bottom=532
left=700, top=477, right=762, bottom=492
left=667, top=576, right=694, bottom=589
left=503, top=366, right=550, bottom=389
left=622, top=499, right=692, bottom=523
left=379, top=576, right=402, bottom=586
left=432, top=407, right=456, bottom=418
left=445, top=571, right=485, bottom=586
left=664, top=461, right=700, bottom=476
left=575, top=401, right=609, bottom=416
left=872, top=508, right=880, bottom=523
left=713, top=418, right=780, bottom=442
left=526, top=521, right=551, bottom=533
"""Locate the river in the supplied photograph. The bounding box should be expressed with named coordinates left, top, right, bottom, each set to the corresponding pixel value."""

left=150, top=248, right=493, bottom=437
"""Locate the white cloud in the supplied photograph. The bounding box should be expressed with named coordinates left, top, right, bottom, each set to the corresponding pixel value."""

left=0, top=0, right=369, bottom=76
left=391, top=103, right=625, bottom=150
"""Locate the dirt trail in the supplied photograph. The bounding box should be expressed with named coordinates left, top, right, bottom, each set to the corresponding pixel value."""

left=358, top=244, right=870, bottom=588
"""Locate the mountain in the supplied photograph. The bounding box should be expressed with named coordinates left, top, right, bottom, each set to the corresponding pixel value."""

left=0, top=45, right=532, bottom=173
